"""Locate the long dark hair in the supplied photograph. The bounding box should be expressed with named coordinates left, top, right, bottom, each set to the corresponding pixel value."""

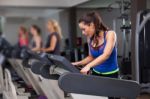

left=78, top=11, right=109, bottom=48
left=31, top=25, right=41, bottom=35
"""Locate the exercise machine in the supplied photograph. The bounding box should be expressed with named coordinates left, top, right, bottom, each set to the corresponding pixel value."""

left=46, top=54, right=141, bottom=99
left=135, top=10, right=150, bottom=83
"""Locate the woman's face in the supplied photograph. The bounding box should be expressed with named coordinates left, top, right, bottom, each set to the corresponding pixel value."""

left=19, top=28, right=24, bottom=34
left=30, top=27, right=36, bottom=35
left=79, top=22, right=95, bottom=38
left=46, top=22, right=53, bottom=33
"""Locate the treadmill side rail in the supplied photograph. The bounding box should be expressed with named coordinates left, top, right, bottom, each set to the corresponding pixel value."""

left=58, top=73, right=140, bottom=99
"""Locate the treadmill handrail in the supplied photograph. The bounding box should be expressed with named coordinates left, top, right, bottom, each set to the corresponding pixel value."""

left=58, top=73, right=141, bottom=99
left=27, top=50, right=51, bottom=63
left=21, top=48, right=52, bottom=68
left=4, top=69, right=18, bottom=99
left=48, top=54, right=80, bottom=73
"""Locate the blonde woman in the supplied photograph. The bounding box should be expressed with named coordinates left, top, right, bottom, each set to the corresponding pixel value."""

left=41, top=20, right=62, bottom=55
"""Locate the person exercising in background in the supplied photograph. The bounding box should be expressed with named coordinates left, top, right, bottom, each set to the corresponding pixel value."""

left=41, top=20, right=62, bottom=55
left=72, top=12, right=119, bottom=99
left=18, top=26, right=29, bottom=47
left=30, top=25, right=42, bottom=52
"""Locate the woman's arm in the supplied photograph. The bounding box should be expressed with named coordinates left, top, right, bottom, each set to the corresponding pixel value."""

left=72, top=55, right=94, bottom=66
left=81, top=31, right=117, bottom=74
left=72, top=38, right=94, bottom=66
left=41, top=35, right=57, bottom=52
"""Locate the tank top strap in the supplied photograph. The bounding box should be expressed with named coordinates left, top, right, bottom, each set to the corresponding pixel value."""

left=104, top=31, right=106, bottom=40
left=103, top=31, right=107, bottom=44
left=89, top=37, right=92, bottom=45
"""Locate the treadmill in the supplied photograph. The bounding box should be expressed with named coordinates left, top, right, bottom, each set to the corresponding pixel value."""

left=19, top=49, right=65, bottom=99
left=47, top=54, right=141, bottom=99
left=21, top=49, right=141, bottom=99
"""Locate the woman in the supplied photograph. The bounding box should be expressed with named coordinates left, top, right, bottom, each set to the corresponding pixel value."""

left=18, top=26, right=29, bottom=47
left=41, top=19, right=62, bottom=55
left=30, top=25, right=42, bottom=52
left=72, top=11, right=119, bottom=99
left=72, top=12, right=119, bottom=80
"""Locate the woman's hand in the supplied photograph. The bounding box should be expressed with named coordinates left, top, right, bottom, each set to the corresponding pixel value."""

left=72, top=62, right=81, bottom=66
left=40, top=48, right=45, bottom=52
left=80, top=66, right=90, bottom=75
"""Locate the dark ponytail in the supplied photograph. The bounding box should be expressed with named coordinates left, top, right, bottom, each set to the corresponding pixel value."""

left=79, top=11, right=109, bottom=48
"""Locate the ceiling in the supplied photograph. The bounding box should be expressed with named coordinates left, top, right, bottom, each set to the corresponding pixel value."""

left=77, top=0, right=131, bottom=8
left=0, top=0, right=90, bottom=8
left=0, top=0, right=131, bottom=18
left=0, top=0, right=131, bottom=9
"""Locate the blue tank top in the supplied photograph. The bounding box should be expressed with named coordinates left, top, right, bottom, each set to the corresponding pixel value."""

left=89, top=31, right=119, bottom=74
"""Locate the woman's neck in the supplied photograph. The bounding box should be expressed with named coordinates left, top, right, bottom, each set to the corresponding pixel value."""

left=49, top=28, right=55, bottom=33
left=99, top=31, right=104, bottom=37
left=90, top=31, right=105, bottom=48
left=34, top=33, right=39, bottom=38
left=34, top=32, right=39, bottom=36
left=90, top=31, right=104, bottom=39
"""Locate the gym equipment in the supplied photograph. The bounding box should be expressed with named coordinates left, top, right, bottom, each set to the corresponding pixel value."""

left=12, top=59, right=65, bottom=99
left=0, top=37, right=13, bottom=58
left=45, top=54, right=141, bottom=98
left=59, top=73, right=140, bottom=99
left=21, top=48, right=60, bottom=79
left=22, top=50, right=141, bottom=98
left=30, top=61, right=44, bottom=75
left=40, top=64, right=53, bottom=79
left=21, top=48, right=51, bottom=67
left=0, top=43, right=7, bottom=93
left=19, top=48, right=66, bottom=99
left=8, top=59, right=31, bottom=86
left=47, top=54, right=80, bottom=73
left=3, top=69, right=29, bottom=99
left=0, top=45, right=62, bottom=99
left=135, top=10, right=150, bottom=83
left=0, top=55, right=4, bottom=94
left=109, top=0, right=132, bottom=78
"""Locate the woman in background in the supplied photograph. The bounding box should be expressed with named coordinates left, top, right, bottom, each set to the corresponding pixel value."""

left=18, top=26, right=29, bottom=47
left=41, top=19, right=62, bottom=55
left=30, top=24, right=42, bottom=52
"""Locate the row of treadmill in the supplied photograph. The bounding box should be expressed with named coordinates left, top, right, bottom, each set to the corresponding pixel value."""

left=0, top=9, right=150, bottom=99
